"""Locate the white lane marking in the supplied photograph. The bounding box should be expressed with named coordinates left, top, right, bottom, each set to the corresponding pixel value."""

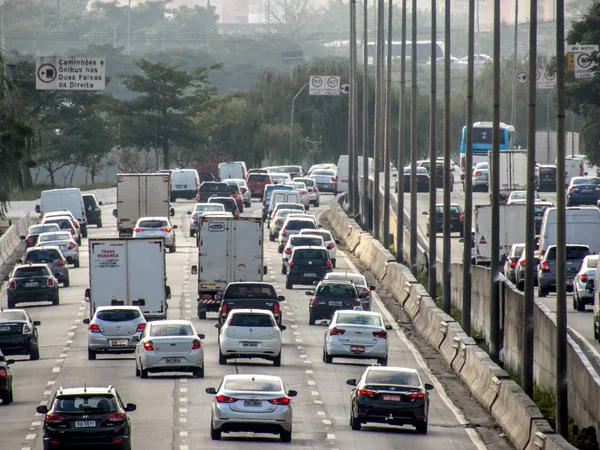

left=342, top=252, right=488, bottom=450
left=21, top=447, right=31, bottom=450
left=295, top=338, right=303, bottom=343
left=307, top=380, right=316, bottom=386
left=291, top=324, right=298, bottom=328
left=52, top=367, right=60, bottom=373
left=303, top=360, right=311, bottom=364
left=323, top=419, right=332, bottom=425
left=39, top=400, right=48, bottom=406
left=180, top=446, right=189, bottom=450
left=311, top=391, right=319, bottom=396
left=60, top=354, right=67, bottom=358
left=43, top=390, right=51, bottom=396
left=297, top=346, right=304, bottom=350
left=180, top=379, right=187, bottom=383
left=180, top=397, right=187, bottom=403
left=305, top=369, right=313, bottom=374
left=180, top=408, right=188, bottom=413
left=313, top=400, right=323, bottom=404
left=327, top=433, right=336, bottom=440
left=31, top=421, right=42, bottom=427
left=46, top=381, right=55, bottom=386
left=180, top=387, right=188, bottom=393
left=25, top=434, right=36, bottom=440
left=317, top=411, right=325, bottom=416
left=179, top=417, right=187, bottom=423
left=180, top=431, right=188, bottom=437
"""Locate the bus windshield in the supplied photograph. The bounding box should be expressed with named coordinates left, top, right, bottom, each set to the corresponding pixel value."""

left=459, top=122, right=517, bottom=169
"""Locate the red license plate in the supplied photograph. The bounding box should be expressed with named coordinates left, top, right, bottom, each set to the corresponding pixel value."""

left=350, top=345, right=365, bottom=353
left=382, top=394, right=401, bottom=401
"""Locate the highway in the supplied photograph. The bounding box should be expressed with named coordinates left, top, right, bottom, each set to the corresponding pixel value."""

left=0, top=193, right=514, bottom=449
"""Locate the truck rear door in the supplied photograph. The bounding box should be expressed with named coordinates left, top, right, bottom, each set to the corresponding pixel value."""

left=89, top=240, right=128, bottom=315
left=199, top=218, right=231, bottom=292
left=127, top=239, right=167, bottom=319
left=231, top=218, right=264, bottom=282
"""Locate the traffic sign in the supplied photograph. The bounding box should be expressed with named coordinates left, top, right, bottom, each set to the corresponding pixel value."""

left=575, top=52, right=596, bottom=79
left=516, top=72, right=528, bottom=84
left=536, top=67, right=555, bottom=89
left=36, top=56, right=106, bottom=91
left=309, top=75, right=341, bottom=96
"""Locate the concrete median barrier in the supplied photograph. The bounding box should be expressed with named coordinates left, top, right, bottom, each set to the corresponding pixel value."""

left=369, top=240, right=396, bottom=282
left=404, top=283, right=429, bottom=320
left=382, top=262, right=417, bottom=304
left=539, top=433, right=579, bottom=450
left=438, top=321, right=475, bottom=371
left=460, top=344, right=509, bottom=411
left=412, top=299, right=455, bottom=350
left=0, top=213, right=38, bottom=265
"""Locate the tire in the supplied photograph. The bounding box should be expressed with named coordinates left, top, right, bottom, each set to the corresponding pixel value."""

left=198, top=310, right=207, bottom=320
left=219, top=352, right=227, bottom=365
left=269, top=233, right=275, bottom=242
left=278, top=245, right=284, bottom=254
left=331, top=259, right=336, bottom=269
left=415, top=420, right=428, bottom=434
left=81, top=227, right=88, bottom=238
left=306, top=205, right=310, bottom=211
left=377, top=356, right=388, bottom=366
left=120, top=439, right=131, bottom=450
left=63, top=277, right=70, bottom=288
left=595, top=318, right=599, bottom=341
left=140, top=365, right=149, bottom=379
left=309, top=314, right=316, bottom=325
left=30, top=346, right=40, bottom=361
left=6, top=299, right=14, bottom=309
left=245, top=201, right=251, bottom=208
left=77, top=237, right=82, bottom=246
left=273, top=353, right=281, bottom=367
left=74, top=260, right=80, bottom=268
left=88, top=349, right=96, bottom=361
left=323, top=349, right=333, bottom=364
left=169, top=245, right=176, bottom=253
left=576, top=294, right=586, bottom=312
left=351, top=415, right=362, bottom=431
left=193, top=366, right=204, bottom=378
left=538, top=286, right=548, bottom=297
left=286, top=280, right=293, bottom=290
left=315, top=201, right=320, bottom=207
left=189, top=231, right=195, bottom=238
left=1, top=389, right=11, bottom=405
left=281, top=265, right=287, bottom=275
left=97, top=221, right=103, bottom=229
left=516, top=281, right=524, bottom=291
left=135, top=364, right=140, bottom=377
left=280, top=428, right=292, bottom=443
left=52, top=293, right=59, bottom=306
left=210, top=422, right=222, bottom=440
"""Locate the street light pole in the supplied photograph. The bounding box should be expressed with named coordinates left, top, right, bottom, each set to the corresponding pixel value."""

left=409, top=0, right=418, bottom=275
left=510, top=0, right=519, bottom=127
left=382, top=0, right=392, bottom=248
left=373, top=0, right=385, bottom=240
left=428, top=0, right=437, bottom=298
left=290, top=83, right=309, bottom=157
left=442, top=0, right=452, bottom=314
left=396, top=0, right=408, bottom=264
left=127, top=0, right=132, bottom=54
left=362, top=0, right=370, bottom=230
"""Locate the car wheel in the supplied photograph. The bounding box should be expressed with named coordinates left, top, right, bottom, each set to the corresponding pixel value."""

left=517, top=281, right=524, bottom=291
left=88, top=349, right=96, bottom=361
left=286, top=280, right=293, bottom=290
left=140, top=362, right=149, bottom=379
left=245, top=201, right=251, bottom=208
left=280, top=427, right=292, bottom=443
left=351, top=415, right=362, bottom=431
left=315, top=201, right=320, bottom=207
left=218, top=352, right=227, bottom=365
left=281, top=264, right=287, bottom=275
left=77, top=237, right=82, bottom=246
left=170, top=245, right=176, bottom=253
left=378, top=356, right=388, bottom=366
left=538, top=286, right=548, bottom=297
left=52, top=293, right=60, bottom=306
left=323, top=349, right=333, bottom=364
left=309, top=314, right=316, bottom=326
left=210, top=422, right=222, bottom=440
left=6, top=299, right=14, bottom=309
left=1, top=389, right=12, bottom=405
left=189, top=230, right=195, bottom=238
left=573, top=294, right=578, bottom=310
left=278, top=245, right=284, bottom=254
left=576, top=294, right=586, bottom=312
left=74, top=260, right=80, bottom=268
left=193, top=366, right=204, bottom=378
left=135, top=364, right=141, bottom=377
left=63, top=277, right=70, bottom=288
left=269, top=233, right=275, bottom=242
left=120, top=439, right=131, bottom=450
left=97, top=221, right=103, bottom=229
left=273, top=353, right=282, bottom=367
left=306, top=205, right=310, bottom=211
left=198, top=310, right=207, bottom=320
left=30, top=346, right=40, bottom=361
left=594, top=319, right=599, bottom=341
left=331, top=259, right=336, bottom=269
left=416, top=420, right=428, bottom=434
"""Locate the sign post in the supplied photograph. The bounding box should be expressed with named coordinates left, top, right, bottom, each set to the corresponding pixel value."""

left=36, top=56, right=106, bottom=91
left=309, top=75, right=341, bottom=96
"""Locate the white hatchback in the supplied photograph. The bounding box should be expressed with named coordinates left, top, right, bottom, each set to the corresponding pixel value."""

left=281, top=234, right=325, bottom=274
left=298, top=229, right=340, bottom=268
left=217, top=309, right=285, bottom=366
left=323, top=310, right=391, bottom=365
left=133, top=217, right=178, bottom=252
left=291, top=181, right=310, bottom=210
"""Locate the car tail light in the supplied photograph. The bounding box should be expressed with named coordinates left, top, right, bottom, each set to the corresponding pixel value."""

left=372, top=330, right=388, bottom=339
left=330, top=177, right=338, bottom=183
left=192, top=213, right=198, bottom=220
left=314, top=187, right=319, bottom=192
left=89, top=324, right=101, bottom=333
left=300, top=190, right=307, bottom=195
left=73, top=220, right=79, bottom=227
left=310, top=296, right=318, bottom=306
left=58, top=258, right=64, bottom=266
left=330, top=327, right=345, bottom=335
left=510, top=260, right=517, bottom=268
left=269, top=397, right=290, bottom=405
left=406, top=391, right=426, bottom=399
left=22, top=324, right=32, bottom=335
left=569, top=188, right=576, bottom=194
left=459, top=214, right=464, bottom=220
left=273, top=303, right=280, bottom=319
left=220, top=303, right=228, bottom=319
left=288, top=260, right=295, bottom=267
left=281, top=230, right=287, bottom=237
left=0, top=367, right=6, bottom=377
left=540, top=261, right=550, bottom=273
left=8, top=280, right=16, bottom=290
left=161, top=226, right=172, bottom=232
left=284, top=247, right=292, bottom=255
left=352, top=299, right=361, bottom=307
left=47, top=278, right=55, bottom=287
left=45, top=413, right=65, bottom=424
left=196, top=194, right=201, bottom=201
left=136, top=323, right=146, bottom=332
left=26, top=236, right=33, bottom=244
left=70, top=229, right=76, bottom=235
left=327, top=242, right=335, bottom=250
left=192, top=339, right=201, bottom=349
left=275, top=219, right=282, bottom=225
left=235, top=211, right=239, bottom=218
left=539, top=249, right=546, bottom=257
left=358, top=389, right=378, bottom=397
left=68, top=243, right=76, bottom=250
left=216, top=395, right=237, bottom=403
left=519, top=259, right=525, bottom=267
left=143, top=340, right=154, bottom=351
left=134, top=228, right=144, bottom=233
left=325, top=260, right=332, bottom=269
left=107, top=411, right=127, bottom=422
left=474, top=171, right=482, bottom=176
left=580, top=274, right=589, bottom=282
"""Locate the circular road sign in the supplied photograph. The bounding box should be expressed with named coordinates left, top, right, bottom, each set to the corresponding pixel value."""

left=578, top=53, right=593, bottom=69
left=535, top=69, right=542, bottom=80
left=311, top=76, right=323, bottom=88
left=326, top=76, right=339, bottom=88
left=37, top=63, right=57, bottom=83
left=544, top=70, right=555, bottom=80
left=516, top=72, right=528, bottom=84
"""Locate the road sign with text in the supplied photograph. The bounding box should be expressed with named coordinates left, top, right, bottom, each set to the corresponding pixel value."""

left=309, top=76, right=341, bottom=96
left=36, top=56, right=106, bottom=91
left=566, top=44, right=598, bottom=79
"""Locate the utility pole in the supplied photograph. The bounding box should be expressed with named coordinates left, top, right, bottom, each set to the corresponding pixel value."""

left=522, top=0, right=537, bottom=399
left=409, top=0, right=418, bottom=275
left=373, top=0, right=385, bottom=240
left=382, top=0, right=393, bottom=248
left=348, top=0, right=356, bottom=212
left=442, top=0, right=451, bottom=313
left=462, top=0, right=475, bottom=336
left=510, top=0, right=519, bottom=126
left=127, top=0, right=132, bottom=54
left=56, top=0, right=59, bottom=55
left=428, top=0, right=437, bottom=297
left=489, top=0, right=501, bottom=363
left=351, top=0, right=359, bottom=216
left=396, top=0, right=408, bottom=264
left=555, top=0, right=568, bottom=436
left=362, top=0, right=370, bottom=230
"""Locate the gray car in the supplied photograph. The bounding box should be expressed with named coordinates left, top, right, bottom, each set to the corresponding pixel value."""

left=310, top=169, right=338, bottom=194
left=36, top=231, right=80, bottom=267
left=515, top=251, right=540, bottom=291
left=22, top=246, right=70, bottom=287
left=573, top=255, right=599, bottom=311
left=323, top=272, right=376, bottom=310
left=471, top=162, right=488, bottom=191
left=503, top=243, right=525, bottom=284
left=538, top=244, right=590, bottom=297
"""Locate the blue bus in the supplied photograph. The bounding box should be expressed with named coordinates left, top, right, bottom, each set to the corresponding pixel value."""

left=459, top=122, right=519, bottom=171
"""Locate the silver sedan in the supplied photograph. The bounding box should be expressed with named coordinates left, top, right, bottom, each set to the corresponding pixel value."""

left=36, top=231, right=80, bottom=267
left=206, top=374, right=297, bottom=442
left=573, top=255, right=599, bottom=311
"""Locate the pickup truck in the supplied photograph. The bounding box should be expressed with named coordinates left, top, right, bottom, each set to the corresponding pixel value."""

left=196, top=182, right=234, bottom=203
left=217, top=282, right=285, bottom=326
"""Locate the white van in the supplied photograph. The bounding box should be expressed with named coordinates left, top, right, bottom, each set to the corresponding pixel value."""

left=538, top=207, right=600, bottom=257
left=218, top=162, right=247, bottom=181
left=170, top=169, right=200, bottom=201
left=36, top=188, right=87, bottom=237
left=269, top=191, right=300, bottom=216
left=337, top=155, right=375, bottom=193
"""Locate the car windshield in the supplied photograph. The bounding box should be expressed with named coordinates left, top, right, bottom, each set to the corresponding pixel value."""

left=229, top=314, right=274, bottom=327
left=300, top=231, right=331, bottom=241
left=224, top=285, right=277, bottom=299
left=224, top=379, right=282, bottom=392
left=200, top=183, right=230, bottom=192
left=45, top=219, right=72, bottom=229
left=435, top=205, right=462, bottom=214
left=209, top=198, right=236, bottom=211
left=317, top=284, right=356, bottom=297
left=195, top=204, right=224, bottom=213
left=336, top=313, right=382, bottom=326
left=293, top=182, right=306, bottom=190
left=366, top=370, right=420, bottom=387
left=14, top=266, right=51, bottom=277
left=535, top=205, right=549, bottom=216
left=150, top=323, right=193, bottom=336
left=285, top=220, right=315, bottom=230
left=54, top=395, right=117, bottom=413
left=281, top=166, right=303, bottom=173
left=572, top=177, right=600, bottom=186
left=476, top=163, right=488, bottom=170
left=295, top=249, right=327, bottom=260
left=138, top=220, right=168, bottom=228
left=290, top=237, right=323, bottom=247
left=297, top=178, right=314, bottom=186
left=30, top=224, right=60, bottom=234
left=276, top=210, right=298, bottom=219
left=39, top=232, right=71, bottom=242
left=0, top=310, right=27, bottom=321
left=96, top=309, right=141, bottom=322
left=510, top=191, right=527, bottom=200
left=539, top=167, right=556, bottom=176
left=325, top=274, right=366, bottom=285
left=248, top=174, right=271, bottom=182
left=312, top=170, right=335, bottom=176
left=26, top=249, right=61, bottom=261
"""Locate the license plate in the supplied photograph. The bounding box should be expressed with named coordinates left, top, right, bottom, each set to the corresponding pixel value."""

left=304, top=273, right=317, bottom=277
left=75, top=421, right=96, bottom=428
left=0, top=326, right=10, bottom=332
left=176, top=184, right=185, bottom=188
left=329, top=301, right=343, bottom=306
left=244, top=400, right=262, bottom=407
left=111, top=339, right=127, bottom=346
left=25, top=282, right=39, bottom=287
left=166, top=357, right=181, bottom=363
left=382, top=394, right=401, bottom=402
left=350, top=345, right=365, bottom=353
left=566, top=280, right=573, bottom=286
left=242, top=342, right=259, bottom=347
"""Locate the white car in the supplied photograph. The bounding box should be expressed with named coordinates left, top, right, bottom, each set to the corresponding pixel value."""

left=270, top=173, right=292, bottom=184
left=294, top=177, right=320, bottom=206
left=206, top=374, right=297, bottom=442
left=133, top=217, right=177, bottom=252
left=277, top=217, right=318, bottom=252
left=298, top=229, right=340, bottom=268
left=135, top=320, right=205, bottom=378
left=42, top=215, right=81, bottom=245
left=187, top=203, right=225, bottom=237
left=323, top=310, right=391, bottom=365
left=292, top=181, right=310, bottom=210
left=225, top=178, right=252, bottom=207
left=269, top=208, right=305, bottom=242
left=507, top=190, right=541, bottom=204
left=42, top=210, right=82, bottom=237
left=217, top=309, right=285, bottom=366
left=282, top=234, right=325, bottom=274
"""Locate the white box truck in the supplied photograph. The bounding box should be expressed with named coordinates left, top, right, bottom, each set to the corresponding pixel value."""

left=113, top=173, right=174, bottom=237
left=474, top=204, right=527, bottom=265
left=85, top=238, right=171, bottom=320
left=488, top=150, right=528, bottom=203
left=191, top=216, right=267, bottom=319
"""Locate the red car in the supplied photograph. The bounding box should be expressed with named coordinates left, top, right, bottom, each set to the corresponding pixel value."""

left=228, top=184, right=245, bottom=212
left=246, top=173, right=273, bottom=198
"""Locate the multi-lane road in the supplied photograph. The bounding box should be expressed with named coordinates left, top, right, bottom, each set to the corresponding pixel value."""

left=0, top=194, right=516, bottom=449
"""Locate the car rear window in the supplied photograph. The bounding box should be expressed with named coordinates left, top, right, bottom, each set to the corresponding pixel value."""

left=281, top=166, right=303, bottom=173
left=195, top=204, right=224, bottom=213
left=298, top=178, right=314, bottom=186
left=248, top=174, right=271, bottom=182
left=301, top=231, right=331, bottom=241
left=200, top=183, right=230, bottom=192
left=336, top=313, right=381, bottom=326
left=96, top=309, right=141, bottom=322
left=0, top=311, right=27, bottom=321
left=14, top=266, right=50, bottom=277
left=30, top=224, right=60, bottom=234
left=290, top=237, right=323, bottom=247
left=209, top=198, right=237, bottom=211
left=325, top=274, right=366, bottom=285
left=224, top=379, right=282, bottom=392
left=138, top=220, right=168, bottom=228
left=317, top=284, right=356, bottom=297
left=546, top=246, right=590, bottom=260
left=46, top=219, right=72, bottom=229
left=26, top=249, right=61, bottom=261
left=294, top=249, right=327, bottom=260
left=366, top=370, right=420, bottom=387
left=539, top=167, right=556, bottom=177
left=229, top=314, right=275, bottom=327
left=312, top=170, right=335, bottom=176
left=286, top=220, right=315, bottom=230
left=54, top=395, right=117, bottom=412
left=224, top=285, right=276, bottom=299
left=150, top=323, right=193, bottom=336
left=572, top=177, right=600, bottom=186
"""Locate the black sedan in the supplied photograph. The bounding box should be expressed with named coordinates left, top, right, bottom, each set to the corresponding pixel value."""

left=306, top=280, right=360, bottom=325
left=347, top=366, right=434, bottom=434
left=0, top=350, right=15, bottom=404
left=0, top=309, right=41, bottom=360
left=417, top=160, right=455, bottom=190
left=396, top=167, right=430, bottom=193
left=6, top=264, right=60, bottom=308
left=426, top=203, right=464, bottom=237
left=566, top=176, right=600, bottom=206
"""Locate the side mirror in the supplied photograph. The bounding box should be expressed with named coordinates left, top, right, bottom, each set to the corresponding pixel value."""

left=369, top=285, right=376, bottom=291
left=125, top=403, right=137, bottom=412
left=263, top=265, right=268, bottom=275
left=112, top=208, right=117, bottom=217
left=335, top=240, right=341, bottom=245
left=198, top=333, right=205, bottom=339
left=287, top=390, right=298, bottom=397
left=3, top=276, right=9, bottom=282
left=16, top=259, right=22, bottom=264
left=191, top=265, right=198, bottom=275
left=19, top=236, right=25, bottom=241
left=312, top=281, right=319, bottom=286
left=424, top=383, right=434, bottom=391
left=35, top=205, right=41, bottom=213
left=99, top=201, right=103, bottom=206
left=422, top=211, right=428, bottom=215
left=279, top=325, right=287, bottom=331
left=215, top=293, right=222, bottom=301
left=83, top=319, right=90, bottom=324
left=187, top=211, right=192, bottom=215
left=6, top=359, right=15, bottom=365
left=458, top=238, right=465, bottom=243
left=173, top=225, right=178, bottom=229
left=385, top=324, right=393, bottom=330
left=165, top=286, right=171, bottom=299
left=305, top=291, right=314, bottom=296
left=37, top=405, right=49, bottom=414
left=205, top=387, right=217, bottom=395
left=346, top=379, right=357, bottom=386
left=278, top=295, right=286, bottom=302
left=215, top=323, right=222, bottom=329
left=170, top=208, right=175, bottom=217
left=84, top=288, right=91, bottom=301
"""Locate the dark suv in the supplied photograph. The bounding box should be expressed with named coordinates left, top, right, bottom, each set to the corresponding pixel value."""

left=426, top=203, right=464, bottom=237
left=418, top=160, right=455, bottom=190
left=38, top=386, right=137, bottom=449
left=538, top=244, right=590, bottom=297
left=196, top=182, right=232, bottom=203
left=306, top=280, right=360, bottom=325
left=286, top=246, right=333, bottom=289
left=0, top=350, right=15, bottom=405
left=537, top=164, right=557, bottom=192
left=0, top=309, right=41, bottom=360
left=83, top=194, right=103, bottom=228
